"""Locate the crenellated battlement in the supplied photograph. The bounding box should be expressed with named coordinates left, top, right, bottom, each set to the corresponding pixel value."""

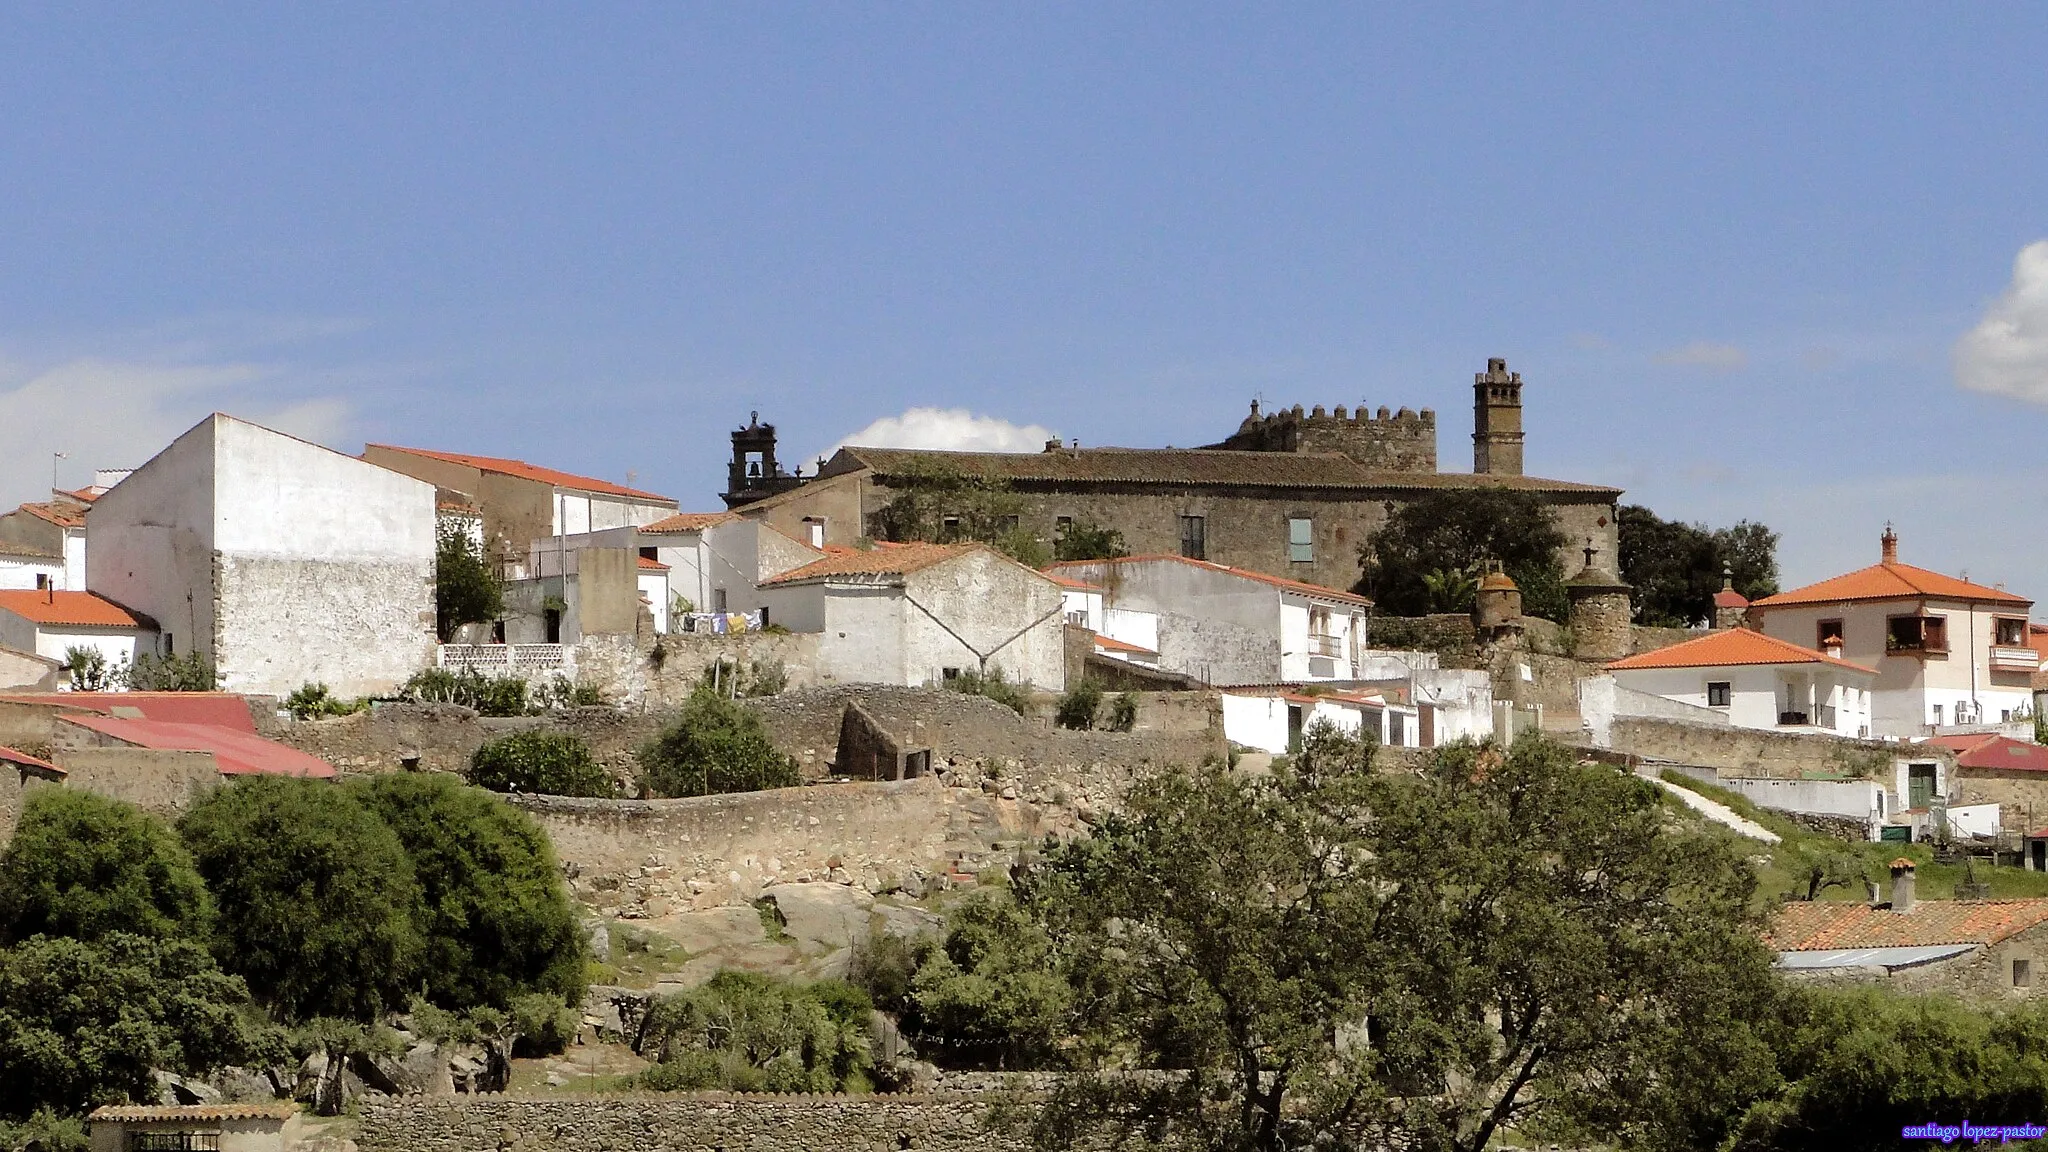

left=1209, top=400, right=1438, bottom=471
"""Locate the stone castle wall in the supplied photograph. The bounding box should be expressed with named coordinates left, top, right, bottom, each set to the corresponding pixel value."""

left=357, top=1092, right=1032, bottom=1152
left=1210, top=403, right=1439, bottom=471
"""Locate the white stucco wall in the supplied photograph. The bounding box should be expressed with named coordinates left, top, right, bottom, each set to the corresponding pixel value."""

left=1612, top=662, right=1873, bottom=738
left=1223, top=694, right=1395, bottom=754
left=0, top=614, right=147, bottom=671
left=1277, top=596, right=1368, bottom=682
left=62, top=529, right=85, bottom=590
left=1102, top=608, right=1158, bottom=653
left=553, top=492, right=675, bottom=535
left=0, top=556, right=63, bottom=591
left=1715, top=776, right=1887, bottom=836
left=85, top=417, right=220, bottom=658
left=88, top=415, right=436, bottom=696
left=1758, top=598, right=2036, bottom=736
left=817, top=586, right=907, bottom=685
left=903, top=551, right=1065, bottom=690
left=1060, top=588, right=1103, bottom=631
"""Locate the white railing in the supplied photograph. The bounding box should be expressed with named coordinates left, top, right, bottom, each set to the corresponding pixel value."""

left=1991, top=646, right=2041, bottom=672
left=437, top=643, right=567, bottom=673
left=1307, top=634, right=1345, bottom=657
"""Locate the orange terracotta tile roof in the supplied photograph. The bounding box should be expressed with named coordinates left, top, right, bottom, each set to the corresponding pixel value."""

left=1713, top=588, right=1750, bottom=609
left=1047, top=554, right=1374, bottom=608
left=54, top=487, right=99, bottom=505
left=760, top=541, right=985, bottom=587
left=1768, top=898, right=2048, bottom=950
left=1093, top=634, right=1158, bottom=656
left=89, top=1104, right=299, bottom=1122
left=1921, top=734, right=2048, bottom=774
left=637, top=556, right=671, bottom=571
left=1754, top=561, right=2031, bottom=609
left=15, top=501, right=86, bottom=529
left=0, top=590, right=141, bottom=628
left=1607, top=627, right=1876, bottom=674
left=367, top=444, right=675, bottom=504
left=642, top=511, right=740, bottom=533
left=830, top=446, right=1622, bottom=495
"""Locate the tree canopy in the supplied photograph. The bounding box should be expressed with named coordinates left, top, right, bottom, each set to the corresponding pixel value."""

left=1357, top=489, right=1571, bottom=621
left=1052, top=520, right=1129, bottom=562
left=1016, top=727, right=1778, bottom=1152
left=0, top=790, right=211, bottom=946
left=0, top=932, right=278, bottom=1120
left=178, top=776, right=424, bottom=1022
left=349, top=772, right=587, bottom=1012
left=868, top=459, right=1050, bottom=567
left=639, top=685, right=801, bottom=798
left=435, top=522, right=504, bottom=641
left=1617, top=505, right=1781, bottom=627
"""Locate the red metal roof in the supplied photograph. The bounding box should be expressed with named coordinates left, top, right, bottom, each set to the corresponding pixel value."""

left=0, top=744, right=63, bottom=777
left=1, top=692, right=260, bottom=733
left=367, top=444, right=675, bottom=504
left=59, top=715, right=334, bottom=778
left=0, top=591, right=141, bottom=628
left=1046, top=554, right=1374, bottom=608
left=1921, top=734, right=2048, bottom=774
left=1606, top=627, right=1877, bottom=674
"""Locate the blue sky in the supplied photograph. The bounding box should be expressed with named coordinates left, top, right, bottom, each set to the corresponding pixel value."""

left=4, top=5, right=2045, bottom=589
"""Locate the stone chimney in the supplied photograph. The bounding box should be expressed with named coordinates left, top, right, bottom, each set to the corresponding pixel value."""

left=1712, top=567, right=1750, bottom=630
left=1889, top=857, right=1916, bottom=914
left=1881, top=524, right=1899, bottom=565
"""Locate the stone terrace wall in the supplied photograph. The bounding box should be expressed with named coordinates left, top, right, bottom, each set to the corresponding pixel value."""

left=750, top=686, right=1222, bottom=778
left=264, top=705, right=675, bottom=778
left=1607, top=717, right=1952, bottom=779
left=515, top=759, right=1125, bottom=915
left=577, top=631, right=823, bottom=710
left=358, top=1092, right=1030, bottom=1152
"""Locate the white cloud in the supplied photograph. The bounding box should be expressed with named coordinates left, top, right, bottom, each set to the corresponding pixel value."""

left=1653, top=341, right=1748, bottom=372
left=824, top=407, right=1058, bottom=457
left=1954, top=240, right=2048, bottom=402
left=0, top=356, right=353, bottom=506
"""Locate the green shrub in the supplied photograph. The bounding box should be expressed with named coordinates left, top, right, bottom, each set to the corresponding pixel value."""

left=400, top=667, right=531, bottom=716
left=1054, top=680, right=1103, bottom=730
left=1104, top=691, right=1139, bottom=733
left=639, top=686, right=800, bottom=798
left=635, top=970, right=871, bottom=1093
left=123, top=651, right=218, bottom=692
left=468, top=731, right=616, bottom=798
left=350, top=773, right=587, bottom=1015
left=0, top=790, right=212, bottom=946
left=946, top=666, right=1027, bottom=714
left=0, top=1110, right=88, bottom=1152
left=284, top=683, right=368, bottom=720
left=179, top=777, right=423, bottom=1022
left=531, top=675, right=607, bottom=711
left=61, top=646, right=112, bottom=692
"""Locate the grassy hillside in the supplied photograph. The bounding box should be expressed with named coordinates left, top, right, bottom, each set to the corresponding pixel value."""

left=1655, top=769, right=2048, bottom=905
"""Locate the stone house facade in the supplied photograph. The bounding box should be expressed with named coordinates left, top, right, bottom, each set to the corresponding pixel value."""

left=729, top=358, right=1621, bottom=595
left=1772, top=866, right=2048, bottom=1002
left=89, top=414, right=438, bottom=697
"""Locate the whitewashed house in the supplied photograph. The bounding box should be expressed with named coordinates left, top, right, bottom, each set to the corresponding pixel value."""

left=1606, top=627, right=1877, bottom=738
left=1749, top=529, right=2037, bottom=737
left=1044, top=555, right=1372, bottom=686
left=757, top=542, right=1068, bottom=689
left=1046, top=570, right=1164, bottom=669
left=1222, top=687, right=1422, bottom=754
left=0, top=543, right=64, bottom=591
left=88, top=414, right=437, bottom=696
left=0, top=500, right=87, bottom=590
left=0, top=590, right=154, bottom=674
left=637, top=513, right=822, bottom=621
left=362, top=443, right=678, bottom=571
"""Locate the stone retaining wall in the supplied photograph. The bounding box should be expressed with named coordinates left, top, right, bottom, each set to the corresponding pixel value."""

left=357, top=1092, right=1029, bottom=1152
left=1608, top=717, right=1950, bottom=779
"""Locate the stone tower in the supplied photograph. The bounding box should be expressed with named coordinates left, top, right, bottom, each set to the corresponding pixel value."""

left=1712, top=568, right=1750, bottom=630
left=720, top=412, right=806, bottom=509
left=1473, top=357, right=1525, bottom=477
left=1566, top=539, right=1633, bottom=662
left=1472, top=566, right=1524, bottom=645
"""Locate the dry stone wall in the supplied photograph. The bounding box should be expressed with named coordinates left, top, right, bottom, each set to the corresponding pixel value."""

left=1606, top=717, right=1951, bottom=779
left=516, top=757, right=1127, bottom=916
left=358, top=1092, right=1031, bottom=1152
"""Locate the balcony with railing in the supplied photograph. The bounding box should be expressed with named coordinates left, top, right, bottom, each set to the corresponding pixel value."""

left=1991, top=645, right=2042, bottom=672
left=437, top=643, right=568, bottom=674
left=1307, top=633, right=1345, bottom=658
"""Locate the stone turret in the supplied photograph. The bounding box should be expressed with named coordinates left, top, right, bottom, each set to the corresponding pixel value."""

left=1473, top=565, right=1524, bottom=643
left=1566, top=539, right=1632, bottom=662
left=1713, top=567, right=1750, bottom=630
left=1210, top=401, right=1437, bottom=471
left=1473, top=357, right=1525, bottom=477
